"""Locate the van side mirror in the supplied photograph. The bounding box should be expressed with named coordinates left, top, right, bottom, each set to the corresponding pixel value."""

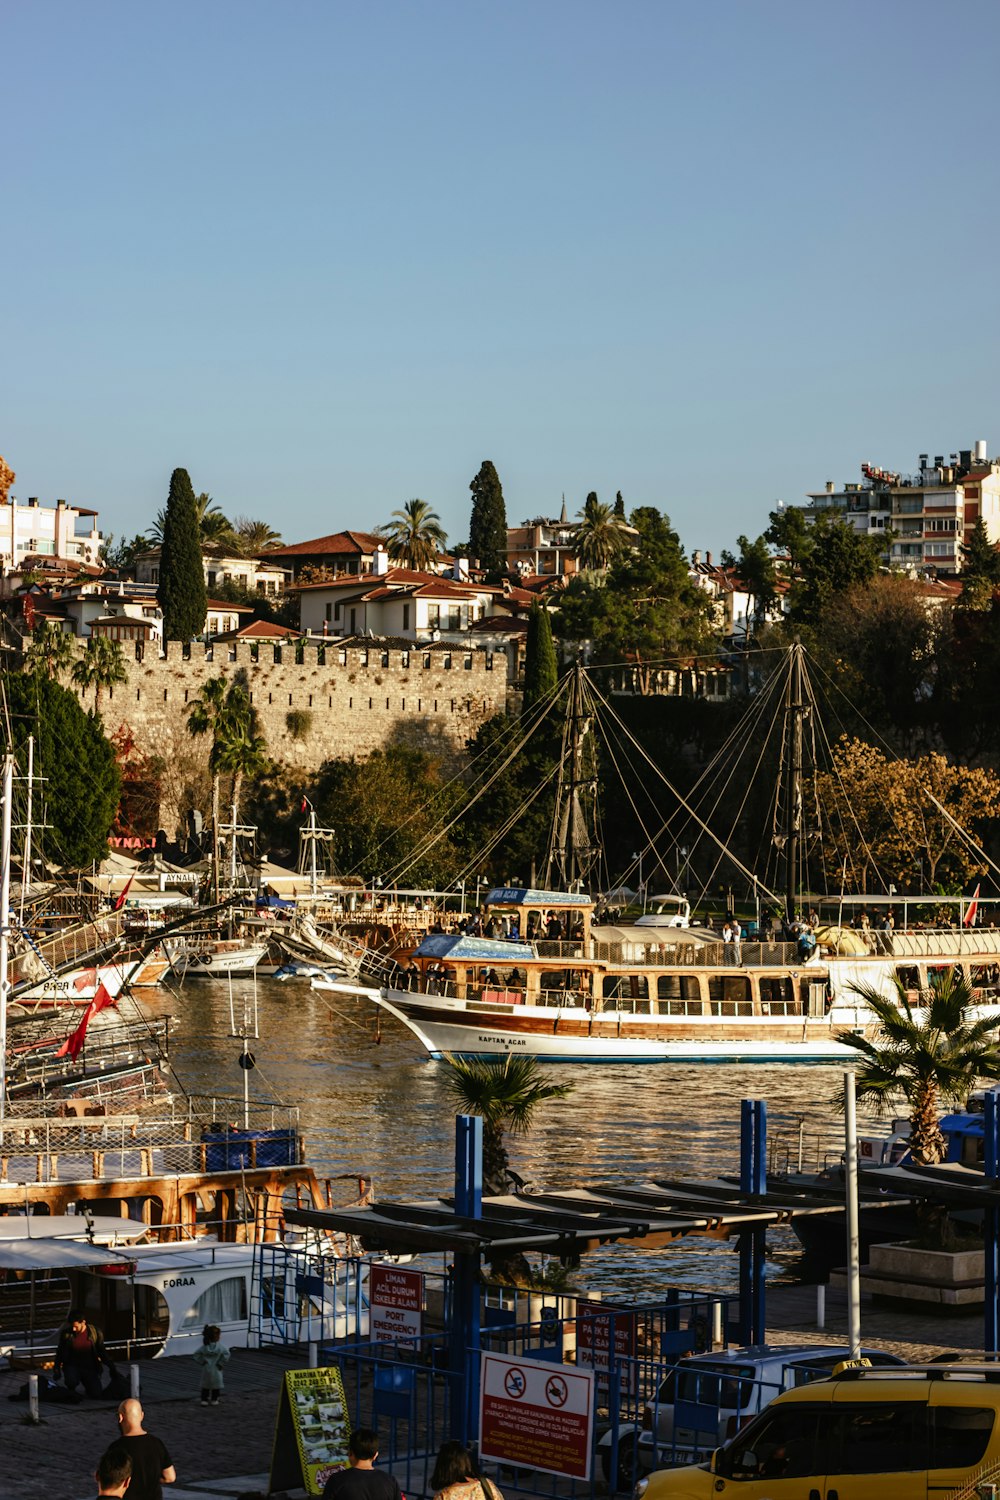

left=708, top=1449, right=719, bottom=1475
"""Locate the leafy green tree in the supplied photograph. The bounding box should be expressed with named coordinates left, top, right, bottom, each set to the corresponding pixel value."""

left=841, top=971, right=1000, bottom=1244
left=720, top=534, right=779, bottom=642
left=554, top=507, right=715, bottom=689
left=158, top=468, right=208, bottom=640
left=786, top=512, right=885, bottom=627
left=812, top=575, right=937, bottom=740
left=574, top=492, right=626, bottom=571
left=71, top=637, right=128, bottom=711
left=380, top=499, right=447, bottom=570
left=469, top=460, right=508, bottom=579
left=959, top=516, right=1000, bottom=608
left=24, top=621, right=76, bottom=681
left=522, top=603, right=558, bottom=714
left=312, top=746, right=460, bottom=885
left=765, top=503, right=814, bottom=572
left=101, top=533, right=152, bottom=574
left=5, top=672, right=121, bottom=868
left=442, top=1054, right=572, bottom=1195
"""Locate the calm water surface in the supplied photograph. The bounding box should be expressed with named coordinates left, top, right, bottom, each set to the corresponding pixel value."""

left=143, top=978, right=869, bottom=1299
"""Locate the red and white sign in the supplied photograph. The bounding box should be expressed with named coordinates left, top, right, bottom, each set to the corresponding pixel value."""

left=479, top=1352, right=594, bottom=1481
left=369, top=1264, right=423, bottom=1346
left=576, top=1304, right=636, bottom=1373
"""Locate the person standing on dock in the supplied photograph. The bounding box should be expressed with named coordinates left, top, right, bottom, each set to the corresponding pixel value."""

left=93, top=1449, right=132, bottom=1498
left=110, top=1399, right=176, bottom=1500
left=322, top=1427, right=402, bottom=1500
left=193, top=1323, right=231, bottom=1406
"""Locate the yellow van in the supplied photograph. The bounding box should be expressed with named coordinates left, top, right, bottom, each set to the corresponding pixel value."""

left=634, top=1365, right=1000, bottom=1499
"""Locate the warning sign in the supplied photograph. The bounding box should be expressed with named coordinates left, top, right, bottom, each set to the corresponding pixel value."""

left=479, top=1351, right=594, bottom=1480
left=370, top=1264, right=423, bottom=1346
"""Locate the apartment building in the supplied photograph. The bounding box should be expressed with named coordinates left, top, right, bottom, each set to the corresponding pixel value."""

left=801, top=441, right=1000, bottom=576
left=0, top=495, right=103, bottom=573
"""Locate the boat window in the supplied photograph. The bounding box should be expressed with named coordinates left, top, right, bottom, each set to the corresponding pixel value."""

left=657, top=974, right=700, bottom=1002
left=181, top=1275, right=248, bottom=1328
left=896, top=966, right=920, bottom=991
left=759, top=977, right=795, bottom=1012
left=708, top=975, right=752, bottom=1011
left=602, top=975, right=649, bottom=1000
left=961, top=1135, right=984, bottom=1167
left=540, top=971, right=568, bottom=991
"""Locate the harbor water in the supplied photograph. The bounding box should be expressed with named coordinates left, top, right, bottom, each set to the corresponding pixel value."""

left=144, top=976, right=870, bottom=1300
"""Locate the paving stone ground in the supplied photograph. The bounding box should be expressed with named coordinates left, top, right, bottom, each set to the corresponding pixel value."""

left=0, top=1286, right=992, bottom=1499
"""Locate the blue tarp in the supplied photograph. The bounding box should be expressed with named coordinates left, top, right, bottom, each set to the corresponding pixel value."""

left=414, top=933, right=534, bottom=961
left=485, top=887, right=592, bottom=907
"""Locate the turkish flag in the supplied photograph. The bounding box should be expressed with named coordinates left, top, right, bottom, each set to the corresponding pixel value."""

left=965, top=884, right=981, bottom=927
left=73, top=967, right=98, bottom=992
left=113, top=874, right=135, bottom=911
left=55, top=982, right=117, bottom=1060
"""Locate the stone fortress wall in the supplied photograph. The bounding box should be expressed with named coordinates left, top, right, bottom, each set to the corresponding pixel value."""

left=81, top=639, right=508, bottom=830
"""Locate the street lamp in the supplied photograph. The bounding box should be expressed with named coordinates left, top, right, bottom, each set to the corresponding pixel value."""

left=457, top=879, right=466, bottom=917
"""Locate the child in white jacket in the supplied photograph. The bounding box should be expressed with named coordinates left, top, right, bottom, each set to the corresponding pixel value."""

left=193, top=1323, right=231, bottom=1406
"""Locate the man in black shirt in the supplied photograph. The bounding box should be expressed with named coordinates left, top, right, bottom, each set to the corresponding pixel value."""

left=322, top=1428, right=402, bottom=1500
left=107, top=1398, right=176, bottom=1500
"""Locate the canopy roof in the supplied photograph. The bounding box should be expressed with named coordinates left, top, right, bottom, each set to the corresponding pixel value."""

left=485, top=887, right=594, bottom=910
left=0, top=1238, right=137, bottom=1272
left=414, top=934, right=535, bottom=963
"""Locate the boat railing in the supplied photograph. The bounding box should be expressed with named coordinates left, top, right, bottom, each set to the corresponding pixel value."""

left=11, top=909, right=131, bottom=987
left=0, top=1107, right=303, bottom=1187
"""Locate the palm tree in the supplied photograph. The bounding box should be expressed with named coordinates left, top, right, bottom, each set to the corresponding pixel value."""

left=233, top=516, right=283, bottom=555
left=380, top=499, right=447, bottom=571
left=442, top=1054, right=572, bottom=1194
left=215, top=688, right=269, bottom=816
left=70, top=637, right=127, bottom=711
left=149, top=493, right=235, bottom=548
left=25, top=621, right=76, bottom=681
left=574, top=492, right=626, bottom=571
left=841, top=971, right=1000, bottom=1166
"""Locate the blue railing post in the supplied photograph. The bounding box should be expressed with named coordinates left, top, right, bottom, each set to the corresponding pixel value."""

left=738, top=1099, right=767, bottom=1346
left=985, top=1090, right=1000, bottom=1356
left=450, top=1114, right=483, bottom=1441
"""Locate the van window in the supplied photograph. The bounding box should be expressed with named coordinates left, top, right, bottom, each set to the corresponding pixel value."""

left=722, top=1406, right=826, bottom=1480
left=676, top=1363, right=758, bottom=1411
left=931, top=1406, right=994, bottom=1469
left=832, top=1402, right=927, bottom=1474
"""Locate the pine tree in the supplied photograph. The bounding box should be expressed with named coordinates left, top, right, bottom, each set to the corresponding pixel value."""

left=158, top=468, right=207, bottom=640
left=522, top=602, right=558, bottom=714
left=469, top=460, right=508, bottom=579
left=960, top=516, right=1000, bottom=608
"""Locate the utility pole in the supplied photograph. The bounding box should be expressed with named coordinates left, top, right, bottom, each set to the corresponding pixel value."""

left=0, top=756, right=14, bottom=1130
left=783, top=642, right=805, bottom=926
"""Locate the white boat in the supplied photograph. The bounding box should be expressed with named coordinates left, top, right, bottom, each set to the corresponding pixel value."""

left=366, top=886, right=1000, bottom=1063
left=164, top=937, right=268, bottom=977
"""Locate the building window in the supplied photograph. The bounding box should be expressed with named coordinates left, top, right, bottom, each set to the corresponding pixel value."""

left=334, top=602, right=341, bottom=620
left=325, top=603, right=332, bottom=621
left=402, top=603, right=410, bottom=631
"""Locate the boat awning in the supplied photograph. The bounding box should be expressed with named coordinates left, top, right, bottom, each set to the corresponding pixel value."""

left=0, top=1239, right=137, bottom=1272
left=414, top=934, right=535, bottom=962
left=486, top=887, right=594, bottom=909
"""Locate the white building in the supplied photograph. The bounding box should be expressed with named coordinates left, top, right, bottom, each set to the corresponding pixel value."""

left=0, top=495, right=103, bottom=573
left=134, top=543, right=290, bottom=596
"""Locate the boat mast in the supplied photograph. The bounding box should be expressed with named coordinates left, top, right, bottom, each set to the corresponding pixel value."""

left=0, top=754, right=13, bottom=1129
left=783, top=641, right=805, bottom=925
left=545, top=665, right=600, bottom=892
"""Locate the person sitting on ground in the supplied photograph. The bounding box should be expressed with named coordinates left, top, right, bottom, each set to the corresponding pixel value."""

left=431, top=1440, right=504, bottom=1500
left=54, top=1309, right=109, bottom=1398
left=322, top=1426, right=402, bottom=1500
left=94, top=1448, right=132, bottom=1499
left=110, top=1399, right=176, bottom=1500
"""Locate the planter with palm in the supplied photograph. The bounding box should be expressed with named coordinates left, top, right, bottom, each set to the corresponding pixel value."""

left=841, top=971, right=1000, bottom=1246
left=443, top=1053, right=572, bottom=1282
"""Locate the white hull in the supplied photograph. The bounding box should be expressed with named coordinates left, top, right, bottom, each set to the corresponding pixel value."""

left=10, top=964, right=128, bottom=1012
left=166, top=940, right=268, bottom=977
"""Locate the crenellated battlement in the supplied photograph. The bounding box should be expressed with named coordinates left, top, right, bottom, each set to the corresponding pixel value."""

left=64, top=639, right=508, bottom=831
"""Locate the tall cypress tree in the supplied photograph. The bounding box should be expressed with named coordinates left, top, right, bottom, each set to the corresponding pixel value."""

left=158, top=468, right=207, bottom=640
left=522, top=602, right=558, bottom=715
left=613, top=490, right=626, bottom=520
left=469, top=460, right=508, bottom=579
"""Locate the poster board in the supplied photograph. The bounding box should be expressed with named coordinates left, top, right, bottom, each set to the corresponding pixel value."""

left=269, top=1366, right=351, bottom=1497
left=479, top=1350, right=595, bottom=1481
left=370, top=1263, right=423, bottom=1347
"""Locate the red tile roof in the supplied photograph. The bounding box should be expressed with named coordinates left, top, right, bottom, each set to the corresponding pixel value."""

left=265, top=530, right=384, bottom=559
left=205, top=598, right=255, bottom=613
left=213, top=619, right=301, bottom=640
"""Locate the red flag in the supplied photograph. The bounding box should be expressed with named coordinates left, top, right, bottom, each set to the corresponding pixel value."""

left=73, top=967, right=98, bottom=992
left=300, top=796, right=308, bottom=813
left=964, top=884, right=981, bottom=927
left=113, top=874, right=135, bottom=911
left=55, top=982, right=116, bottom=1061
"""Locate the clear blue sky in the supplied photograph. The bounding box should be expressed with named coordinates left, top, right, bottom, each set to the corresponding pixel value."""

left=4, top=1, right=999, bottom=556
